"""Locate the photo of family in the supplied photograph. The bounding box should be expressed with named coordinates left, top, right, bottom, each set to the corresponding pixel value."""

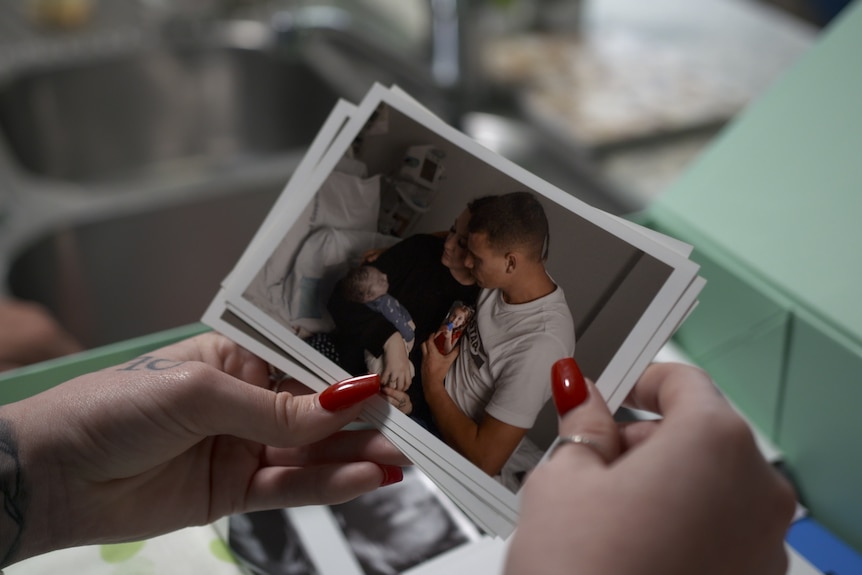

left=232, top=90, right=686, bottom=501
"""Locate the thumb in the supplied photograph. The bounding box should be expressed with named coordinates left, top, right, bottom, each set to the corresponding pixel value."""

left=179, top=370, right=381, bottom=449
left=550, top=358, right=620, bottom=467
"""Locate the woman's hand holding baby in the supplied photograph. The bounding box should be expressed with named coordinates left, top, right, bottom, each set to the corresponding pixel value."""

left=381, top=332, right=413, bottom=391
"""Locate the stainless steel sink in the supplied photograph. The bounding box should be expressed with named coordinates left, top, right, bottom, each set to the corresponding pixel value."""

left=7, top=182, right=281, bottom=348
left=0, top=34, right=343, bottom=348
left=0, top=18, right=627, bottom=352
left=0, top=42, right=340, bottom=184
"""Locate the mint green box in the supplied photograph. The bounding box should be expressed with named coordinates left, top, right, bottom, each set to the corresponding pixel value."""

left=646, top=209, right=792, bottom=438
left=781, top=310, right=862, bottom=551
left=646, top=0, right=862, bottom=551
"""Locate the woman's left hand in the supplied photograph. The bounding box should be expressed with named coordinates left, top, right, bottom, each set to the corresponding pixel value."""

left=0, top=332, right=407, bottom=567
left=505, top=360, right=795, bottom=575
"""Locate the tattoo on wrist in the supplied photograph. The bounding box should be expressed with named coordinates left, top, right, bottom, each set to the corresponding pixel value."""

left=117, top=356, right=186, bottom=372
left=0, top=418, right=27, bottom=568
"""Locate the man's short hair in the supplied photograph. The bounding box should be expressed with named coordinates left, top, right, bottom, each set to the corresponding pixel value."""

left=342, top=265, right=376, bottom=303
left=468, top=192, right=549, bottom=261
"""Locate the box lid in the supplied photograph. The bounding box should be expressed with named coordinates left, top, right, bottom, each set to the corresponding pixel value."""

left=653, top=1, right=862, bottom=347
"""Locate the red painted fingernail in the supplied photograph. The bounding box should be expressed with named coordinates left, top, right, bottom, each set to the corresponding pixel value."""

left=552, top=358, right=588, bottom=416
left=319, top=374, right=380, bottom=411
left=378, top=465, right=404, bottom=487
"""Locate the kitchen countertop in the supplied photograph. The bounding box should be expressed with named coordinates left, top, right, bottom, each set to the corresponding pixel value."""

left=0, top=0, right=818, bottom=214
left=482, top=0, right=817, bottom=207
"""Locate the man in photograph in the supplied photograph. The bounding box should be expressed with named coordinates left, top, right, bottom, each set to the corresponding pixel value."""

left=421, top=192, right=576, bottom=487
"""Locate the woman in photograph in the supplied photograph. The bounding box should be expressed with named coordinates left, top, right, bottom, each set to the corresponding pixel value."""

left=327, top=206, right=480, bottom=434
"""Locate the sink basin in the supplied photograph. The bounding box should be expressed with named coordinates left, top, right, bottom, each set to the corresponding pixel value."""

left=0, top=34, right=629, bottom=351
left=7, top=182, right=282, bottom=348
left=0, top=36, right=345, bottom=348
left=0, top=42, right=340, bottom=184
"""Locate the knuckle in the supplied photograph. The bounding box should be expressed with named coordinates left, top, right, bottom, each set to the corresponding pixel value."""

left=657, top=361, right=712, bottom=382
left=180, top=360, right=213, bottom=382
left=271, top=391, right=305, bottom=444
left=693, top=401, right=752, bottom=444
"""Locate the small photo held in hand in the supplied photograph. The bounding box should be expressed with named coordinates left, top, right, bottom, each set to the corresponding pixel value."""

left=434, top=301, right=474, bottom=355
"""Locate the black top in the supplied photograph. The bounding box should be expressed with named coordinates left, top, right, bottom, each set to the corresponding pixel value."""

left=328, top=234, right=479, bottom=378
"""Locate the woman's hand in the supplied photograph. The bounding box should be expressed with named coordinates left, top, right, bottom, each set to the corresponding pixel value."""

left=381, top=332, right=413, bottom=391
left=0, top=332, right=408, bottom=567
left=505, top=360, right=796, bottom=575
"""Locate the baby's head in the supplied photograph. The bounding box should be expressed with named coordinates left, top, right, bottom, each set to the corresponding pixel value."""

left=342, top=265, right=389, bottom=303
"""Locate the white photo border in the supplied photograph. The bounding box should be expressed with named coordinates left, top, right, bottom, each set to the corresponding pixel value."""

left=208, top=83, right=703, bottom=536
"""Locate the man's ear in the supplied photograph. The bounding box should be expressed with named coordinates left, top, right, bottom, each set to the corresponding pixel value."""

left=505, top=252, right=517, bottom=273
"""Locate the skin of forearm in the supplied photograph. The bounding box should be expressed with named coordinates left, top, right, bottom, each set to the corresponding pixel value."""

left=423, top=383, right=503, bottom=476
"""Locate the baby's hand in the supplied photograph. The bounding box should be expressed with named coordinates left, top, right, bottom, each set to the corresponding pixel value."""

left=381, top=387, right=412, bottom=414
left=381, top=333, right=413, bottom=391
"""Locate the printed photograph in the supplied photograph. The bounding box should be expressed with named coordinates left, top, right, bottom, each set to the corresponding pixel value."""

left=330, top=467, right=480, bottom=575
left=214, top=85, right=698, bottom=517
left=229, top=510, right=319, bottom=575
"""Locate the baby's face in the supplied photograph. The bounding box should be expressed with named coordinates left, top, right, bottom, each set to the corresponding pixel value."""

left=363, top=267, right=389, bottom=301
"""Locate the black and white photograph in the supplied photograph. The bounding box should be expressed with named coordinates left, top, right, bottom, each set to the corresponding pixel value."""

left=330, top=467, right=480, bottom=575
left=229, top=510, right=319, bottom=575
left=227, top=468, right=481, bottom=575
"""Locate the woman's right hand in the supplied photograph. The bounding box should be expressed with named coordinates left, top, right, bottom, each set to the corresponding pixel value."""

left=0, top=333, right=408, bottom=568
left=380, top=332, right=413, bottom=391
left=505, top=360, right=796, bottom=575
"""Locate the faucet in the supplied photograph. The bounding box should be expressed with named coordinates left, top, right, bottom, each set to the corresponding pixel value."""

left=145, top=0, right=484, bottom=122
left=268, top=0, right=485, bottom=124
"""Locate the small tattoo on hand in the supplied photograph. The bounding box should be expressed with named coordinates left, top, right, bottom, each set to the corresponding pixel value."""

left=117, top=356, right=187, bottom=372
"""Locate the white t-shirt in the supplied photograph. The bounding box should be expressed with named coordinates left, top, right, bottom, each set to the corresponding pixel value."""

left=445, top=285, right=576, bottom=429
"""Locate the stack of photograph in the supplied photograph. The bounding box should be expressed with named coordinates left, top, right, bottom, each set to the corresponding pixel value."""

left=203, top=83, right=705, bottom=574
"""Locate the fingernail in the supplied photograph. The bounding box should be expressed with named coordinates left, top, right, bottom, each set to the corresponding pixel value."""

left=319, top=374, right=380, bottom=411
left=552, top=357, right=588, bottom=416
left=378, top=464, right=404, bottom=487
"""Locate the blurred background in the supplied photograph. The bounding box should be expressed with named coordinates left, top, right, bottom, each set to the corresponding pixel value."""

left=2, top=1, right=862, bottom=572
left=0, top=0, right=847, bottom=364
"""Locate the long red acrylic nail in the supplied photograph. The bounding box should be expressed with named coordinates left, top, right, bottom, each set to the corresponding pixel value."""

left=378, top=465, right=404, bottom=487
left=552, top=357, right=588, bottom=416
left=319, top=374, right=380, bottom=411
